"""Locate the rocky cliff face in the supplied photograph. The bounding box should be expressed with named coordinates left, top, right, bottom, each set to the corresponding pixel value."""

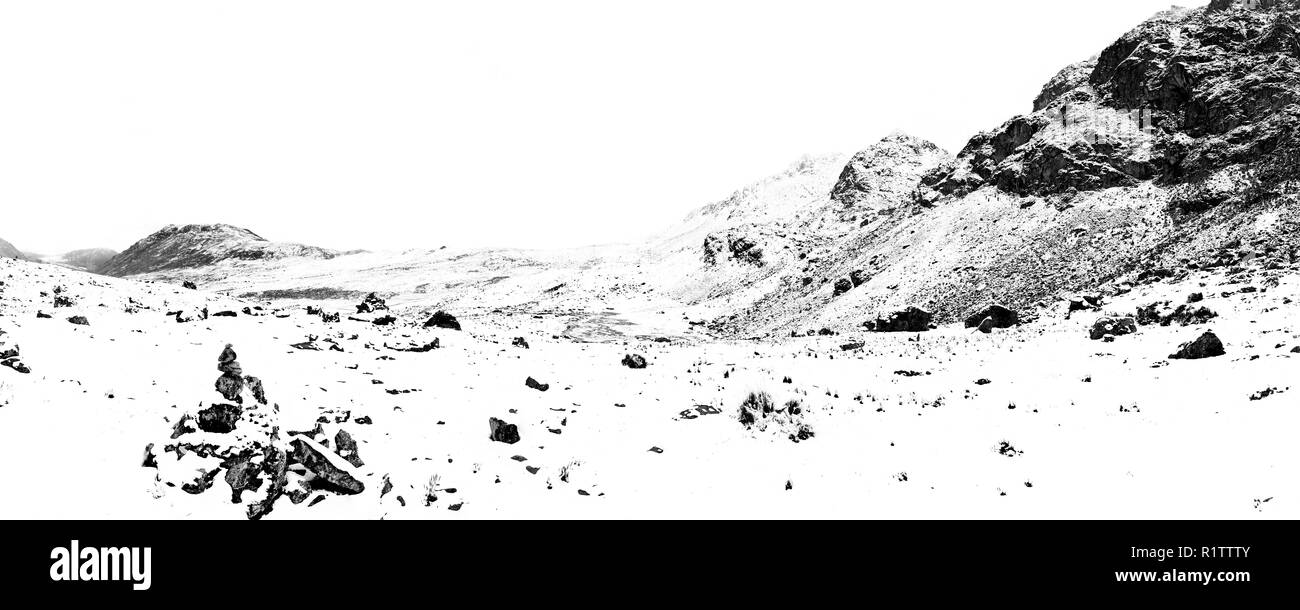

left=99, top=224, right=338, bottom=277
left=919, top=1, right=1300, bottom=202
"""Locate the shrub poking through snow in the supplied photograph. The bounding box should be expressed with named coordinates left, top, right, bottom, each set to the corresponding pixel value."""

left=737, top=392, right=814, bottom=443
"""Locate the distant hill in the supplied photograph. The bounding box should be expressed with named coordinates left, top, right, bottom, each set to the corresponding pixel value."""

left=99, top=224, right=338, bottom=277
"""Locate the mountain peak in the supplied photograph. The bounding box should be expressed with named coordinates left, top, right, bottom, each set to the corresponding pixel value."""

left=829, top=134, right=952, bottom=208
left=99, top=224, right=336, bottom=277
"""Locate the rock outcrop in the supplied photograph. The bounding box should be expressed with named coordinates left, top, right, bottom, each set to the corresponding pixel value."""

left=919, top=2, right=1300, bottom=202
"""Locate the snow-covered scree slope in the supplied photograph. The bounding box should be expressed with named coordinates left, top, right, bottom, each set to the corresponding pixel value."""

left=1, top=255, right=1298, bottom=519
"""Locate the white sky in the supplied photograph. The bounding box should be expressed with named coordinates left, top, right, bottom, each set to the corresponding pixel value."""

left=0, top=0, right=1207, bottom=254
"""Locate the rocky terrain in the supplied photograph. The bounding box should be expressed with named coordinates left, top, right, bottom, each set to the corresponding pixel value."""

left=0, top=1, right=1297, bottom=519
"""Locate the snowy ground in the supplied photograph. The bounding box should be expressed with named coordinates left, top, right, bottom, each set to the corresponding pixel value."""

left=0, top=256, right=1296, bottom=519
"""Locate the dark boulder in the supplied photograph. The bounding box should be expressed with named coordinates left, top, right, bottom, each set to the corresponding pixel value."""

left=182, top=281, right=198, bottom=290
left=622, top=354, right=648, bottom=369
left=1170, top=331, right=1226, bottom=360
left=424, top=311, right=461, bottom=331
left=833, top=278, right=854, bottom=297
left=67, top=315, right=89, bottom=326
left=964, top=304, right=1019, bottom=329
left=1089, top=316, right=1137, bottom=340
left=488, top=417, right=521, bottom=444
left=872, top=307, right=933, bottom=332
left=525, top=377, right=550, bottom=392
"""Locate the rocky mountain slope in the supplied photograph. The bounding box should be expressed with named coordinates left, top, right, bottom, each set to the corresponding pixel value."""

left=705, top=0, right=1300, bottom=337
left=99, top=224, right=341, bottom=277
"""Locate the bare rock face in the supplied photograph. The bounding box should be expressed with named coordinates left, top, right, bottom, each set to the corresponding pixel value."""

left=1170, top=330, right=1226, bottom=359
left=919, top=2, right=1300, bottom=201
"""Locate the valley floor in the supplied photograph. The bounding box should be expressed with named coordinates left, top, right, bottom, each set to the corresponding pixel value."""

left=0, top=257, right=1296, bottom=519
